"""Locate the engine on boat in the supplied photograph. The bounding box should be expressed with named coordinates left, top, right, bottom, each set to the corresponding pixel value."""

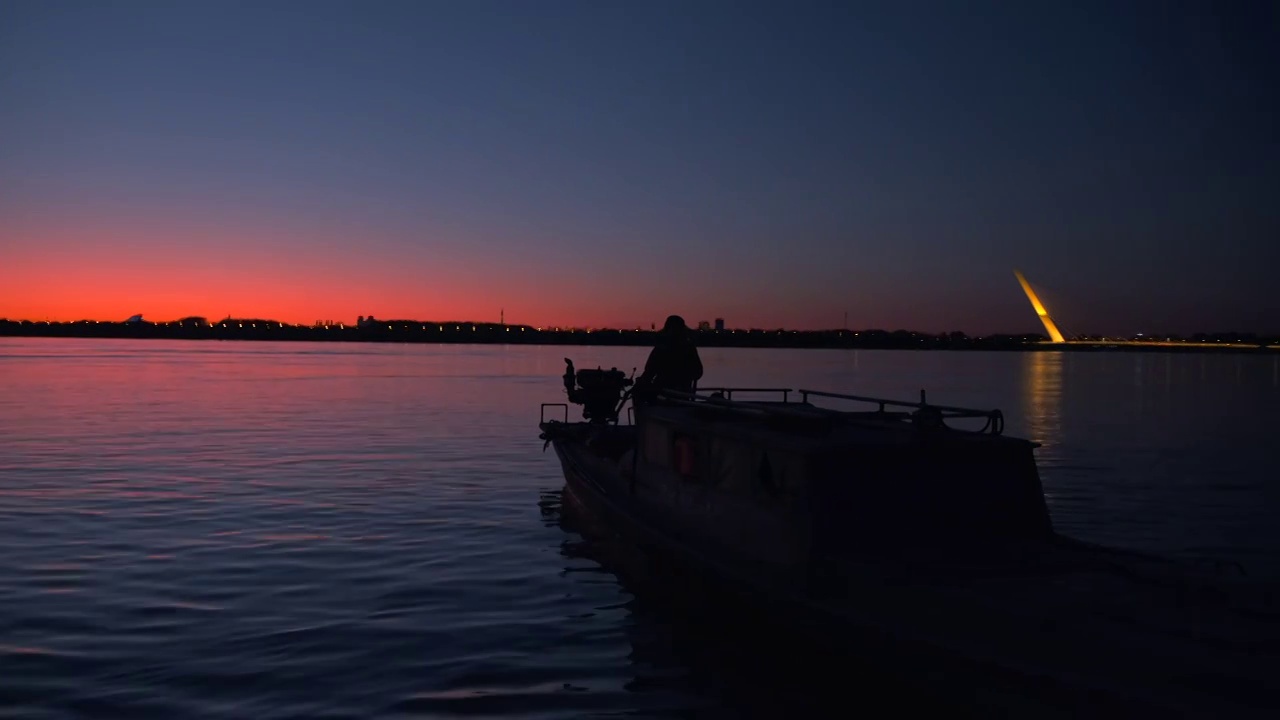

left=562, top=358, right=632, bottom=424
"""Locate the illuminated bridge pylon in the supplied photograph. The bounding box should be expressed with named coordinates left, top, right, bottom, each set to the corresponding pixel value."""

left=1013, top=269, right=1067, bottom=343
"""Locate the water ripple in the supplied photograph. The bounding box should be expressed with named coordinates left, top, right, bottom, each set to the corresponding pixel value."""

left=1, top=339, right=1277, bottom=717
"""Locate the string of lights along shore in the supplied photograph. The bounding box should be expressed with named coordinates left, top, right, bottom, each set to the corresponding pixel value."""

left=2, top=272, right=1275, bottom=350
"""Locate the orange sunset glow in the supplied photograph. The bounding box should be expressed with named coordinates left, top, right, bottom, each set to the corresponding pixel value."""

left=2, top=215, right=880, bottom=331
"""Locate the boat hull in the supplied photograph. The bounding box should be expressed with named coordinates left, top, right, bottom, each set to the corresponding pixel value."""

left=541, top=421, right=1280, bottom=718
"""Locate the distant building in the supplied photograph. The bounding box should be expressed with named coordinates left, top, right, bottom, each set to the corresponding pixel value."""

left=124, top=314, right=144, bottom=324
left=697, top=320, right=711, bottom=331
left=714, top=318, right=724, bottom=331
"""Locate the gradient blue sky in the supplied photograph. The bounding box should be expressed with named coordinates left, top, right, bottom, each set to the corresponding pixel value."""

left=2, top=0, right=1276, bottom=333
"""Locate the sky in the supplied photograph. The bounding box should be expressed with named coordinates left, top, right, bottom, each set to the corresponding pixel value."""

left=2, top=0, right=1277, bottom=334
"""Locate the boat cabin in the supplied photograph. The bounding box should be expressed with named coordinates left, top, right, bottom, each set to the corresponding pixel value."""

left=542, top=361, right=1055, bottom=573
left=630, top=389, right=1054, bottom=554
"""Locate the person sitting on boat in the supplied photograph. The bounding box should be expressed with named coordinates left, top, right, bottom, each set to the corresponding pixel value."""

left=633, top=315, right=703, bottom=401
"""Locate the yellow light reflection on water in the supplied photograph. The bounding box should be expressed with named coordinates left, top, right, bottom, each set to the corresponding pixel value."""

left=1023, top=350, right=1063, bottom=455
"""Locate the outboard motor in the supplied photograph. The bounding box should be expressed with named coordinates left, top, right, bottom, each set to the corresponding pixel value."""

left=563, top=358, right=633, bottom=424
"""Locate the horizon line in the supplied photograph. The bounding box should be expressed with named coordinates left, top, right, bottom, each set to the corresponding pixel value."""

left=1, top=316, right=1275, bottom=340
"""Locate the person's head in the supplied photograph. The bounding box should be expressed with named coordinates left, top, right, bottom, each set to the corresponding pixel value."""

left=661, top=315, right=688, bottom=336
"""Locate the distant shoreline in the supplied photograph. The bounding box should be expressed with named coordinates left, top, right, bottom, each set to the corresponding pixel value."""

left=2, top=320, right=1275, bottom=354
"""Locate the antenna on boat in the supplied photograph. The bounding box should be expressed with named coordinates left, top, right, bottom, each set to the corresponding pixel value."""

left=914, top=388, right=947, bottom=430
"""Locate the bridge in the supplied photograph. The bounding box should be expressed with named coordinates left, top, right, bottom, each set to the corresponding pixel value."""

left=1013, top=270, right=1272, bottom=350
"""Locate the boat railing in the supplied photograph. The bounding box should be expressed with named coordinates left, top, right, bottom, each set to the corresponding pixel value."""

left=798, top=386, right=998, bottom=430
left=798, top=389, right=1004, bottom=434
left=798, top=389, right=993, bottom=418
left=694, top=387, right=794, bottom=402
left=540, top=403, right=569, bottom=424
left=653, top=387, right=1005, bottom=435
left=654, top=390, right=785, bottom=420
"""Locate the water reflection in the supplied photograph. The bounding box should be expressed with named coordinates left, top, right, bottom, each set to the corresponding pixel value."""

left=1022, top=352, right=1064, bottom=454
left=1134, top=355, right=1144, bottom=415
left=538, top=487, right=987, bottom=718
left=4, top=338, right=1278, bottom=717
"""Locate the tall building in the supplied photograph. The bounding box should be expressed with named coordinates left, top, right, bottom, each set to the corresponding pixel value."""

left=714, top=318, right=724, bottom=331
left=697, top=320, right=711, bottom=331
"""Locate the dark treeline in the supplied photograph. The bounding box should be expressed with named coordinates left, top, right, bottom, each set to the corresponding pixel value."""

left=2, top=318, right=1276, bottom=353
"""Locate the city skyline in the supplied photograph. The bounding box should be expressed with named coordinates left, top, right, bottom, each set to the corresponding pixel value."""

left=2, top=266, right=1273, bottom=337
left=5, top=314, right=1275, bottom=356
left=3, top=2, right=1277, bottom=335
left=3, top=311, right=1275, bottom=341
left=2, top=265, right=1277, bottom=337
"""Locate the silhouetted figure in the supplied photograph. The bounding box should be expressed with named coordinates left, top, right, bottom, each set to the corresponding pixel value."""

left=635, top=315, right=703, bottom=401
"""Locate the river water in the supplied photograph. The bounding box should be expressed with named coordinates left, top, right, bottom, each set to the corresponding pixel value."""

left=1, top=339, right=1276, bottom=718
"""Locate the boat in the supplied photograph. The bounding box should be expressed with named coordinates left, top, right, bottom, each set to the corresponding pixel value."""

left=538, top=358, right=1280, bottom=718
